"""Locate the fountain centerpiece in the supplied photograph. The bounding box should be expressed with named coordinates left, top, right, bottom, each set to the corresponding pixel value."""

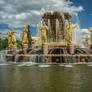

left=5, top=11, right=92, bottom=63
left=42, top=12, right=72, bottom=42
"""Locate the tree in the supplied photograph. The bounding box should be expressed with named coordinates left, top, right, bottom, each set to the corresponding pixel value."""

left=28, top=25, right=32, bottom=48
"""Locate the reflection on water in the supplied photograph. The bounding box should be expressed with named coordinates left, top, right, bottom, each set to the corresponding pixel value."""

left=38, top=64, right=50, bottom=68
left=0, top=63, right=92, bottom=92
left=16, top=62, right=36, bottom=67
left=60, top=64, right=73, bottom=67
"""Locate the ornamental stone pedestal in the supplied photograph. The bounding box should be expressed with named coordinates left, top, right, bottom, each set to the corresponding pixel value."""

left=8, top=46, right=17, bottom=55
left=22, top=44, right=28, bottom=54
left=68, top=44, right=75, bottom=54
left=22, top=44, right=29, bottom=62
left=41, top=43, right=49, bottom=63
left=42, top=43, right=48, bottom=54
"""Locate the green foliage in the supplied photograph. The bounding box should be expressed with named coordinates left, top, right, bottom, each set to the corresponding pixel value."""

left=0, top=38, right=22, bottom=51
left=0, top=38, right=8, bottom=50
left=17, top=40, right=22, bottom=49
left=28, top=25, right=32, bottom=48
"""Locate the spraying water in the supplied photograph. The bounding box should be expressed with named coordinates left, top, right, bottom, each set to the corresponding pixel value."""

left=0, top=50, right=8, bottom=62
left=72, top=14, right=82, bottom=45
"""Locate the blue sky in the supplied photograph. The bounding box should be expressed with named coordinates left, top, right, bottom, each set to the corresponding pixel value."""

left=71, top=0, right=92, bottom=28
left=0, top=24, right=38, bottom=40
left=0, top=0, right=92, bottom=39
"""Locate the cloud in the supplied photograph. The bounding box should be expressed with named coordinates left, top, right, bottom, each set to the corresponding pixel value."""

left=79, top=29, right=90, bottom=47
left=0, top=0, right=83, bottom=27
left=0, top=0, right=84, bottom=43
left=71, top=26, right=90, bottom=46
left=0, top=24, right=38, bottom=40
left=80, top=29, right=90, bottom=43
left=81, top=29, right=90, bottom=36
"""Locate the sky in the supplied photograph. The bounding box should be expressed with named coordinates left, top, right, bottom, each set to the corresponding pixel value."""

left=71, top=0, right=92, bottom=28
left=0, top=0, right=92, bottom=41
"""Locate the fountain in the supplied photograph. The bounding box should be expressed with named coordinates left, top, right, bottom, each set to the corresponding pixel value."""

left=4, top=11, right=92, bottom=63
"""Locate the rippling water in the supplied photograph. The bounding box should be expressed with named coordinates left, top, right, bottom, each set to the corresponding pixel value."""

left=0, top=62, right=92, bottom=92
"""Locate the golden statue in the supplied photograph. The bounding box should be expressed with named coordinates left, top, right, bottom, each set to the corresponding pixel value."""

left=85, top=35, right=90, bottom=47
left=11, top=27, right=17, bottom=47
left=7, top=27, right=17, bottom=47
left=38, top=22, right=49, bottom=44
left=88, top=27, right=92, bottom=45
left=22, top=25, right=28, bottom=45
left=7, top=31, right=12, bottom=47
left=32, top=37, right=39, bottom=46
left=67, top=22, right=78, bottom=43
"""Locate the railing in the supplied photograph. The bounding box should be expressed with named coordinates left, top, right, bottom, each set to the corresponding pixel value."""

left=4, top=54, right=91, bottom=57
